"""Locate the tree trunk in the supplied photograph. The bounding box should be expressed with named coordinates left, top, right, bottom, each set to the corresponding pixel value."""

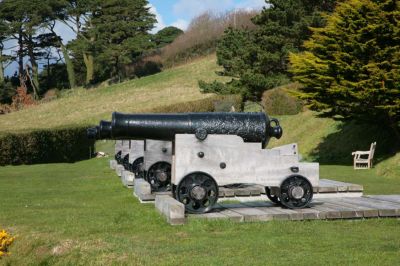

left=27, top=35, right=39, bottom=99
left=83, top=53, right=94, bottom=84
left=18, top=31, right=24, bottom=78
left=0, top=47, right=4, bottom=83
left=60, top=43, right=76, bottom=89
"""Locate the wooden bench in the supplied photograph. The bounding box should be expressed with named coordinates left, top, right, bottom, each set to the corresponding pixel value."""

left=352, top=142, right=376, bottom=169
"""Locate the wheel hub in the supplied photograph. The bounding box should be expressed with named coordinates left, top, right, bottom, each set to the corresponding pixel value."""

left=156, top=171, right=168, bottom=182
left=289, top=186, right=304, bottom=199
left=190, top=185, right=206, bottom=200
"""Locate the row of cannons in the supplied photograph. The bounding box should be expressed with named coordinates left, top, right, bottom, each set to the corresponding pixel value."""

left=88, top=112, right=319, bottom=214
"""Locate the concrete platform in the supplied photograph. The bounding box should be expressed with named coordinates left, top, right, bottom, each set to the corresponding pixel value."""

left=121, top=170, right=135, bottom=188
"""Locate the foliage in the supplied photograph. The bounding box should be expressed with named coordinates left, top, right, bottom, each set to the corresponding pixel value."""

left=38, top=63, right=70, bottom=91
left=0, top=230, right=14, bottom=257
left=152, top=26, right=183, bottom=48
left=0, top=79, right=15, bottom=104
left=10, top=87, right=36, bottom=111
left=91, top=0, right=156, bottom=81
left=262, top=87, right=303, bottom=115
left=289, top=0, right=400, bottom=136
left=206, top=0, right=336, bottom=101
left=0, top=126, right=95, bottom=166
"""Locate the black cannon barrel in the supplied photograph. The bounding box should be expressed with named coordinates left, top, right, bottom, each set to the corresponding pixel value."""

left=110, top=112, right=282, bottom=144
left=87, top=121, right=112, bottom=139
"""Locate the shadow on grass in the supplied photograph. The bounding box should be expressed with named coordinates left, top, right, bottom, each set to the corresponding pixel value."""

left=310, top=120, right=400, bottom=165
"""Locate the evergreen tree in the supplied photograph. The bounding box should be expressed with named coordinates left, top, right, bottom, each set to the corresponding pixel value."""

left=91, top=0, right=156, bottom=81
left=290, top=0, right=400, bottom=136
left=201, top=0, right=336, bottom=101
left=152, top=26, right=183, bottom=48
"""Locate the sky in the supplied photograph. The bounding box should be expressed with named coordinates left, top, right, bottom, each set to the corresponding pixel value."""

left=3, top=0, right=267, bottom=76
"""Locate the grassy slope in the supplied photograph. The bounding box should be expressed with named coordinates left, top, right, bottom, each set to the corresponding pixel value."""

left=0, top=56, right=225, bottom=134
left=0, top=159, right=399, bottom=265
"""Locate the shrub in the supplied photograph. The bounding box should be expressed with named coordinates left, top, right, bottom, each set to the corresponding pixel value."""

left=0, top=229, right=14, bottom=257
left=0, top=126, right=95, bottom=166
left=262, top=87, right=303, bottom=115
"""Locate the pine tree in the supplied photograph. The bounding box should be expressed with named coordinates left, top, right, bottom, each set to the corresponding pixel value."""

left=152, top=26, right=183, bottom=48
left=91, top=0, right=156, bottom=81
left=290, top=0, right=400, bottom=135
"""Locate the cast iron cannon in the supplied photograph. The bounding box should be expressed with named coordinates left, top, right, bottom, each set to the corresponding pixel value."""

left=89, top=112, right=283, bottom=145
left=89, top=112, right=319, bottom=214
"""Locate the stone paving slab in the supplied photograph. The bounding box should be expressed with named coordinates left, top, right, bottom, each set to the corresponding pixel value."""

left=155, top=195, right=185, bottom=225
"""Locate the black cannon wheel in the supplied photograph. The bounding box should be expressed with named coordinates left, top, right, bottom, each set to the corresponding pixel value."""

left=175, top=172, right=218, bottom=214
left=131, top=157, right=145, bottom=179
left=265, top=187, right=280, bottom=204
left=146, top=162, right=171, bottom=192
left=279, top=175, right=313, bottom=209
left=122, top=154, right=130, bottom=170
left=115, top=151, right=122, bottom=164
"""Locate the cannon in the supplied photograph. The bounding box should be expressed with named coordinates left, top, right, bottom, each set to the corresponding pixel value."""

left=88, top=112, right=319, bottom=214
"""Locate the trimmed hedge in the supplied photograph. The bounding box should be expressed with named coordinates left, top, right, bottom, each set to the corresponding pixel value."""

left=0, top=127, right=95, bottom=166
left=0, top=94, right=243, bottom=166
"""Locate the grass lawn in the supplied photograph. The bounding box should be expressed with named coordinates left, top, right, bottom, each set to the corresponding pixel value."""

left=1, top=158, right=399, bottom=265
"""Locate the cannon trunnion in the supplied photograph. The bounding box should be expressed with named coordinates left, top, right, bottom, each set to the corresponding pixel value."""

left=88, top=112, right=319, bottom=214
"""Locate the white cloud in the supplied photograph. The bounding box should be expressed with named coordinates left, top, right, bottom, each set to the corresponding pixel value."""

left=171, top=19, right=189, bottom=31
left=173, top=0, right=235, bottom=19
left=148, top=4, right=166, bottom=33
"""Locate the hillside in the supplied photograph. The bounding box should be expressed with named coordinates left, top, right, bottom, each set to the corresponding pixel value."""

left=0, top=56, right=226, bottom=134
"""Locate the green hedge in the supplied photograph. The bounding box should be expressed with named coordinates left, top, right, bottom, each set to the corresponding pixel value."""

left=0, top=127, right=95, bottom=166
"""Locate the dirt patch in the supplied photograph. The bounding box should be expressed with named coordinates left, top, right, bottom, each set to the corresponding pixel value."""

left=52, top=240, right=74, bottom=256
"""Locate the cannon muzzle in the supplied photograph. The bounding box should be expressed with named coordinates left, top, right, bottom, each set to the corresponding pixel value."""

left=87, top=121, right=112, bottom=140
left=87, top=126, right=99, bottom=139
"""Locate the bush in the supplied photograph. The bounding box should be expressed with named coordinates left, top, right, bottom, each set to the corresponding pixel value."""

left=262, top=87, right=303, bottom=115
left=0, top=126, right=95, bottom=166
left=0, top=229, right=14, bottom=257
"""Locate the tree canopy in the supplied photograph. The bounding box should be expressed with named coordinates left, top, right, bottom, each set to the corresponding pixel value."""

left=289, top=0, right=400, bottom=133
